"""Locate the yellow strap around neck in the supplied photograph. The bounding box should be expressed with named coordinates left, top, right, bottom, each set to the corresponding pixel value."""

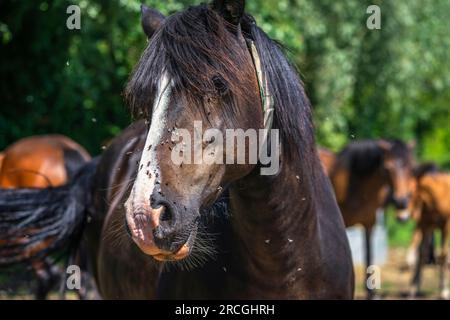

left=248, top=41, right=274, bottom=135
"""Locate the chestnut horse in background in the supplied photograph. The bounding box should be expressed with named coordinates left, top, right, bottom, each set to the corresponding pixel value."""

left=0, top=153, right=4, bottom=172
left=322, top=140, right=414, bottom=298
left=0, top=135, right=91, bottom=299
left=317, top=148, right=335, bottom=176
left=404, top=166, right=450, bottom=299
left=401, top=163, right=438, bottom=271
left=0, top=135, right=90, bottom=188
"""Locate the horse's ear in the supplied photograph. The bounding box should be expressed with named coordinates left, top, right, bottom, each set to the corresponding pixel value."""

left=141, top=4, right=166, bottom=39
left=378, top=140, right=393, bottom=152
left=211, top=0, right=245, bottom=26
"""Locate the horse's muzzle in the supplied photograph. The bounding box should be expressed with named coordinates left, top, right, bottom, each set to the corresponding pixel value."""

left=125, top=205, right=192, bottom=261
left=393, top=197, right=409, bottom=210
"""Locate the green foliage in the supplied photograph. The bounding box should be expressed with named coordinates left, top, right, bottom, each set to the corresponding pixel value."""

left=0, top=0, right=449, bottom=166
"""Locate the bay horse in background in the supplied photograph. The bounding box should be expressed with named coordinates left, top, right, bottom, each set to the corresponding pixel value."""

left=0, top=1, right=354, bottom=299
left=317, top=147, right=335, bottom=176
left=326, top=140, right=414, bottom=298
left=0, top=135, right=91, bottom=299
left=402, top=164, right=450, bottom=299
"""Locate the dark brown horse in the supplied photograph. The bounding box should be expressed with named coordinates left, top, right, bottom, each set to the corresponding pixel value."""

left=325, top=140, right=414, bottom=298
left=402, top=166, right=450, bottom=299
left=0, top=1, right=354, bottom=299
left=0, top=135, right=90, bottom=299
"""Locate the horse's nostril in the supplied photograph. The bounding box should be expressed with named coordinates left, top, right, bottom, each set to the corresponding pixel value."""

left=150, top=199, right=163, bottom=210
left=160, top=206, right=172, bottom=222
left=152, top=204, right=179, bottom=252
left=394, top=198, right=408, bottom=210
left=155, top=205, right=176, bottom=233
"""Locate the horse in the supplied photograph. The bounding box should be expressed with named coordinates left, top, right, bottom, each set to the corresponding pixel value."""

left=401, top=165, right=450, bottom=299
left=0, top=135, right=91, bottom=188
left=327, top=139, right=414, bottom=298
left=317, top=147, right=336, bottom=176
left=0, top=135, right=91, bottom=299
left=401, top=163, right=439, bottom=271
left=0, top=153, right=4, bottom=172
left=0, top=0, right=354, bottom=299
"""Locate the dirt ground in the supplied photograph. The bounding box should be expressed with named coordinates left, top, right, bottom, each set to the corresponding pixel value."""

left=1, top=247, right=447, bottom=300
left=354, top=247, right=446, bottom=299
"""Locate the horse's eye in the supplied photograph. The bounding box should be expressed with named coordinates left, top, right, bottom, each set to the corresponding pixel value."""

left=212, top=76, right=229, bottom=96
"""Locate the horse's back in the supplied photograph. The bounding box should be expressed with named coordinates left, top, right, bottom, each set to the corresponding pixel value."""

left=419, top=173, right=450, bottom=218
left=0, top=135, right=90, bottom=188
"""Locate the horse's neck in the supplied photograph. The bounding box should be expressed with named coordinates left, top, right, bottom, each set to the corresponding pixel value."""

left=354, top=169, right=390, bottom=205
left=228, top=151, right=327, bottom=296
left=334, top=164, right=388, bottom=206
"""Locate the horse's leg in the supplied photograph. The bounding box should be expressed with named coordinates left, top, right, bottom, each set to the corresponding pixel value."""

left=74, top=244, right=101, bottom=300
left=32, top=258, right=60, bottom=300
left=406, top=229, right=422, bottom=270
left=410, top=228, right=431, bottom=298
left=72, top=249, right=88, bottom=300
left=32, top=260, right=49, bottom=300
left=364, top=226, right=374, bottom=299
left=58, top=246, right=94, bottom=300
left=438, top=224, right=449, bottom=299
left=58, top=251, right=75, bottom=300
left=427, top=232, right=436, bottom=265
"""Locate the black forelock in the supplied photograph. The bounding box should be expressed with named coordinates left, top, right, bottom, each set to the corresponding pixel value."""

left=125, top=4, right=316, bottom=168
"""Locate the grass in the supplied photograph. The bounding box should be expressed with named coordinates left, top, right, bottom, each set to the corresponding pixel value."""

left=1, top=208, right=447, bottom=300
left=385, top=208, right=416, bottom=248
left=385, top=207, right=445, bottom=249
left=354, top=248, right=447, bottom=299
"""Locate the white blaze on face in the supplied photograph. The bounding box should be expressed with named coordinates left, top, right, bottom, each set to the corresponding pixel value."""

left=126, top=73, right=172, bottom=215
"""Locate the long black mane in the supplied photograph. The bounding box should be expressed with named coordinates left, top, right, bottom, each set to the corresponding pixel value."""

left=125, top=4, right=315, bottom=165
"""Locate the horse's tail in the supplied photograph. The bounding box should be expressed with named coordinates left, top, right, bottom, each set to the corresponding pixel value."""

left=0, top=158, right=99, bottom=267
left=58, top=136, right=92, bottom=180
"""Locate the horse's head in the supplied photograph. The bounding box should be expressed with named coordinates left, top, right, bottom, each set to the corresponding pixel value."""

left=378, top=140, right=415, bottom=219
left=395, top=162, right=439, bottom=222
left=124, top=1, right=270, bottom=262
